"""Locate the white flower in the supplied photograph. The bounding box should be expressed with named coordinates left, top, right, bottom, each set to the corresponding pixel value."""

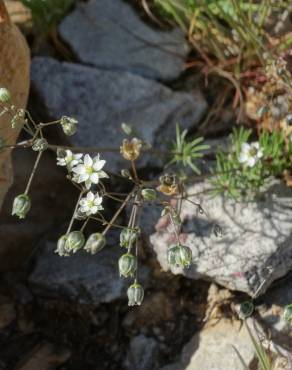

left=57, top=150, right=83, bottom=171
left=72, top=154, right=108, bottom=189
left=238, top=142, right=263, bottom=168
left=78, top=191, right=103, bottom=216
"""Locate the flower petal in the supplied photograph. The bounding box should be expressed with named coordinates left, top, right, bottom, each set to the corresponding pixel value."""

left=73, top=165, right=86, bottom=174
left=87, top=191, right=94, bottom=201
left=93, top=159, right=106, bottom=171
left=97, top=170, right=109, bottom=179
left=90, top=173, right=100, bottom=184
left=84, top=154, right=93, bottom=167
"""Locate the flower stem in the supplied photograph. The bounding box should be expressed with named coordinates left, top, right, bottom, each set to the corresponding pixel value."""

left=66, top=190, right=84, bottom=234
left=102, top=188, right=136, bottom=236
left=24, top=151, right=43, bottom=195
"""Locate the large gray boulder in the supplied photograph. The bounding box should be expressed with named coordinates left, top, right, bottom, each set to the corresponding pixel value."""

left=59, top=0, right=189, bottom=81
left=150, top=181, right=292, bottom=296
left=31, top=57, right=207, bottom=172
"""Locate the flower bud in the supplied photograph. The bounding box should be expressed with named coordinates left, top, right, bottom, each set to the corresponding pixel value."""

left=118, top=253, right=137, bottom=277
left=12, top=194, right=31, bottom=219
left=141, top=188, right=157, bottom=201
left=65, top=231, right=85, bottom=253
left=32, top=138, right=48, bottom=152
left=0, top=88, right=11, bottom=103
left=60, top=116, right=78, bottom=136
left=84, top=233, right=106, bottom=254
left=283, top=304, right=292, bottom=324
left=167, top=244, right=192, bottom=268
left=120, top=228, right=140, bottom=248
left=55, top=235, right=69, bottom=257
left=127, top=281, right=144, bottom=306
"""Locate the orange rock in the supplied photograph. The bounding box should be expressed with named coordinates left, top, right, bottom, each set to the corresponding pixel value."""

left=0, top=0, right=30, bottom=208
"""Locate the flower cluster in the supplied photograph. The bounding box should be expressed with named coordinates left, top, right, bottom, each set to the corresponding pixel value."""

left=57, top=150, right=108, bottom=189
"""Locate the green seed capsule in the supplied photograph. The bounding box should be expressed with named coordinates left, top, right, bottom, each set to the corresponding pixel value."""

left=118, top=253, right=137, bottom=278
left=141, top=188, right=157, bottom=201
left=55, top=234, right=69, bottom=257
left=120, top=228, right=140, bottom=248
left=127, top=281, right=144, bottom=306
left=60, top=116, right=78, bottom=136
left=32, top=138, right=48, bottom=152
left=283, top=304, right=292, bottom=324
left=12, top=194, right=31, bottom=219
left=0, top=88, right=11, bottom=103
left=65, top=231, right=85, bottom=253
left=84, top=233, right=106, bottom=254
left=167, top=244, right=192, bottom=268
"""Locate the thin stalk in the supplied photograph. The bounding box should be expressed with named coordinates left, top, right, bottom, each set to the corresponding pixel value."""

left=102, top=188, right=136, bottom=236
left=24, top=151, right=43, bottom=195
left=66, top=190, right=84, bottom=234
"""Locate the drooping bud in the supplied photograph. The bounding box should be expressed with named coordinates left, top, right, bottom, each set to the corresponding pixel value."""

left=84, top=233, right=106, bottom=254
left=32, top=138, right=49, bottom=152
left=127, top=281, right=144, bottom=306
left=12, top=194, right=31, bottom=219
left=120, top=228, right=140, bottom=248
left=121, top=122, right=132, bottom=136
left=55, top=234, right=69, bottom=257
left=167, top=244, right=192, bottom=268
left=65, top=231, right=85, bottom=253
left=118, top=253, right=137, bottom=277
left=141, top=188, right=157, bottom=201
left=60, top=116, right=78, bottom=136
left=0, top=88, right=11, bottom=103
left=283, top=304, right=292, bottom=324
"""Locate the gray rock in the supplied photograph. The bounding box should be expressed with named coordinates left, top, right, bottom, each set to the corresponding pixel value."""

left=257, top=273, right=292, bottom=352
left=29, top=232, right=148, bottom=305
left=159, top=319, right=255, bottom=370
left=150, top=181, right=292, bottom=296
left=125, top=335, right=158, bottom=370
left=59, top=0, right=189, bottom=81
left=31, top=57, right=207, bottom=172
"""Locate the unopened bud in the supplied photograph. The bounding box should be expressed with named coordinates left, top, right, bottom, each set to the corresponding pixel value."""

left=84, top=233, right=106, bottom=254
left=32, top=138, right=48, bottom=152
left=55, top=234, right=69, bottom=257
left=0, top=88, right=11, bottom=103
left=12, top=194, right=31, bottom=219
left=120, top=228, right=140, bottom=248
left=127, top=281, right=144, bottom=306
left=60, top=116, right=78, bottom=136
left=167, top=244, right=192, bottom=268
left=65, top=231, right=85, bottom=253
left=118, top=253, right=137, bottom=277
left=141, top=188, right=157, bottom=201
